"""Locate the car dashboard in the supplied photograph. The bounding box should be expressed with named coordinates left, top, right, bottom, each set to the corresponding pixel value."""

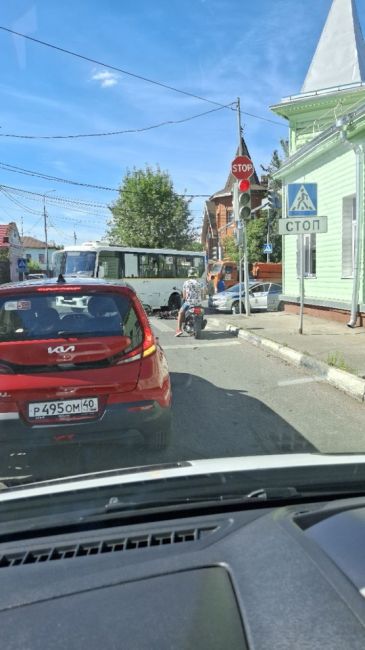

left=1, top=495, right=365, bottom=648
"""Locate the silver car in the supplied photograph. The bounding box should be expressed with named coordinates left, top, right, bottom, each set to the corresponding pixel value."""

left=212, top=282, right=283, bottom=314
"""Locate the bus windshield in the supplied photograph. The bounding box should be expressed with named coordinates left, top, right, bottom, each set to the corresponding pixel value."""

left=62, top=251, right=97, bottom=277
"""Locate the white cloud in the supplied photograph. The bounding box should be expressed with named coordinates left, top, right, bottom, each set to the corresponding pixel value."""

left=91, top=70, right=119, bottom=88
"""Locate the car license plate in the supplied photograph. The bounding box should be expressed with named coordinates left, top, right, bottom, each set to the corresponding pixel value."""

left=28, top=397, right=99, bottom=419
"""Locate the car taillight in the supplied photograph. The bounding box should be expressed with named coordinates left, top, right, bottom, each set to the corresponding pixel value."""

left=115, top=293, right=156, bottom=365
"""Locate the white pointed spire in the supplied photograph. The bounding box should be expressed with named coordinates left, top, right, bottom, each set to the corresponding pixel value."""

left=302, top=0, right=365, bottom=93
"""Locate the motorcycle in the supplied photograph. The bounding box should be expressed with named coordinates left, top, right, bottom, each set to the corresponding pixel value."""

left=183, top=305, right=207, bottom=339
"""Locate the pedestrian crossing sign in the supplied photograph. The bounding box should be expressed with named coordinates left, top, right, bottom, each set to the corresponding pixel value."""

left=288, top=183, right=317, bottom=216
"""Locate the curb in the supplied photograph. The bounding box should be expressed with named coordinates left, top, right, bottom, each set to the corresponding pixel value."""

left=209, top=318, right=365, bottom=403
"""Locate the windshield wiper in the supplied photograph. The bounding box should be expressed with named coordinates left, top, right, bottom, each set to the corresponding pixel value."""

left=103, top=486, right=301, bottom=513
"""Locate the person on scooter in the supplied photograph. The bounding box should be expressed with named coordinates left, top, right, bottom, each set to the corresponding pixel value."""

left=175, top=267, right=203, bottom=337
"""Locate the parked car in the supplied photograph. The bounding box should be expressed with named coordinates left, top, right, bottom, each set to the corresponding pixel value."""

left=0, top=277, right=172, bottom=452
left=212, top=282, right=283, bottom=313
left=27, top=273, right=48, bottom=280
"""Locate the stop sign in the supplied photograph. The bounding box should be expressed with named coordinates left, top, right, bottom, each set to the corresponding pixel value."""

left=231, top=155, right=254, bottom=180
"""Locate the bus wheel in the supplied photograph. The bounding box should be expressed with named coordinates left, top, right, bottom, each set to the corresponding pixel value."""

left=168, top=293, right=181, bottom=310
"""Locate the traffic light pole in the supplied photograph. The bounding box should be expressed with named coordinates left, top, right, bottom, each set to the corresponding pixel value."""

left=237, top=97, right=250, bottom=317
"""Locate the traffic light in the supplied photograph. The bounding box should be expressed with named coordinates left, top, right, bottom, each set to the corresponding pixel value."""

left=238, top=179, right=251, bottom=221
left=211, top=246, right=218, bottom=260
left=267, top=189, right=281, bottom=211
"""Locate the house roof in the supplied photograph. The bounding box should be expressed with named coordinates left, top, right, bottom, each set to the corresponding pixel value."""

left=210, top=136, right=261, bottom=199
left=21, top=236, right=47, bottom=249
left=0, top=223, right=19, bottom=248
left=302, top=0, right=365, bottom=94
left=0, top=225, right=9, bottom=246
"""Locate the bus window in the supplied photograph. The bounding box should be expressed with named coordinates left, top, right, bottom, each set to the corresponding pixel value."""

left=97, top=251, right=122, bottom=279
left=53, top=251, right=65, bottom=276
left=139, top=255, right=159, bottom=278
left=124, top=253, right=139, bottom=278
left=176, top=255, right=193, bottom=278
left=193, top=256, right=205, bottom=277
left=65, top=252, right=96, bottom=277
left=159, top=254, right=175, bottom=278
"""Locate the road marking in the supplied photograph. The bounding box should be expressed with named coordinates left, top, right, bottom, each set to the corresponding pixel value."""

left=151, top=319, right=174, bottom=332
left=163, top=340, right=241, bottom=350
left=277, top=376, right=324, bottom=387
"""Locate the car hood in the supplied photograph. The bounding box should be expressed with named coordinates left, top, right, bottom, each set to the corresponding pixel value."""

left=2, top=453, right=365, bottom=502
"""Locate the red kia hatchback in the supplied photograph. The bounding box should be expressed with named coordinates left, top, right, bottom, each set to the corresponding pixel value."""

left=0, top=276, right=172, bottom=453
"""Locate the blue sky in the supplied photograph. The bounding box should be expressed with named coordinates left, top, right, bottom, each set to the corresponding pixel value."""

left=0, top=0, right=352, bottom=246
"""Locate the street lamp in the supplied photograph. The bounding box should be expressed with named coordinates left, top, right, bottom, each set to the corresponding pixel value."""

left=43, top=190, right=55, bottom=274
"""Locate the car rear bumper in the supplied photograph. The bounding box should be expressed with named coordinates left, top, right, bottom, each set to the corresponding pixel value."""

left=0, top=401, right=172, bottom=448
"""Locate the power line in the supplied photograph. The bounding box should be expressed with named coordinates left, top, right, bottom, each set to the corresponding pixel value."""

left=0, top=26, right=286, bottom=128
left=0, top=184, right=109, bottom=208
left=0, top=162, right=118, bottom=191
left=0, top=163, right=211, bottom=196
left=0, top=25, right=233, bottom=110
left=0, top=187, right=42, bottom=215
left=0, top=105, right=233, bottom=140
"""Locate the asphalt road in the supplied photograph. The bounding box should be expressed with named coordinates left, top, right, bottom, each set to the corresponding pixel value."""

left=2, top=313, right=365, bottom=483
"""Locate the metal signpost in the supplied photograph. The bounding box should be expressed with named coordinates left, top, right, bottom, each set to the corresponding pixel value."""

left=281, top=183, right=323, bottom=334
left=17, top=258, right=27, bottom=280
left=231, top=98, right=253, bottom=316
left=263, top=242, right=273, bottom=260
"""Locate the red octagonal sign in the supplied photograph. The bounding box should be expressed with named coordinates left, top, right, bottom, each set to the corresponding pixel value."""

left=231, top=155, right=254, bottom=180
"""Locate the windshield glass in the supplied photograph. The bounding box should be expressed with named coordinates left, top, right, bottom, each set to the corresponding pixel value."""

left=1, top=0, right=365, bottom=518
left=64, top=252, right=96, bottom=277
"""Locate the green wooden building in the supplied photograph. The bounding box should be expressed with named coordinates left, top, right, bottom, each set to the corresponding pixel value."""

left=271, top=0, right=365, bottom=326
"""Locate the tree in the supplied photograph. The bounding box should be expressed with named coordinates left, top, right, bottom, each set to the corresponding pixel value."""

left=221, top=234, right=239, bottom=262
left=107, top=166, right=195, bottom=249
left=189, top=240, right=204, bottom=252
left=246, top=219, right=268, bottom=262
left=259, top=139, right=289, bottom=263
left=27, top=259, right=42, bottom=272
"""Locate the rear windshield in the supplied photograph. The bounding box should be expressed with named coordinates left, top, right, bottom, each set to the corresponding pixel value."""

left=0, top=291, right=142, bottom=345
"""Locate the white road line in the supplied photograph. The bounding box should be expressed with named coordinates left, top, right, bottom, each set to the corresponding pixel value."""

left=163, top=341, right=241, bottom=350
left=277, top=377, right=324, bottom=387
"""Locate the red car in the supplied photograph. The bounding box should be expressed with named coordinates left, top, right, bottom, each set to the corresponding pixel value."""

left=0, top=277, right=172, bottom=452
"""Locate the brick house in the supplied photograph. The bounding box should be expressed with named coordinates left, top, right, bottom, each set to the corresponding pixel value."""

left=0, top=222, right=22, bottom=283
left=201, top=137, right=267, bottom=259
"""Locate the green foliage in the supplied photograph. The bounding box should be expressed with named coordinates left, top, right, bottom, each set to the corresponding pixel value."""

left=27, top=259, right=42, bottom=271
left=245, top=218, right=282, bottom=264
left=189, top=241, right=204, bottom=252
left=107, top=166, right=195, bottom=249
left=0, top=249, right=9, bottom=262
left=326, top=351, right=356, bottom=374
left=246, top=219, right=267, bottom=262
left=261, top=139, right=289, bottom=191
left=258, top=139, right=288, bottom=263
left=222, top=234, right=239, bottom=262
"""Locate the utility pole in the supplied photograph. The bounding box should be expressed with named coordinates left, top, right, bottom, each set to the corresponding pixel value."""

left=73, top=231, right=77, bottom=245
left=236, top=97, right=250, bottom=317
left=43, top=190, right=55, bottom=276
left=43, top=195, right=48, bottom=275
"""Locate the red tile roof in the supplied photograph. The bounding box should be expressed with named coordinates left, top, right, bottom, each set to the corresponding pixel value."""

left=0, top=224, right=10, bottom=247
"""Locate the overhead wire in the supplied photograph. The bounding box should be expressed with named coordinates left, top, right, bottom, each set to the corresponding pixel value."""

left=0, top=26, right=286, bottom=128
left=0, top=163, right=211, bottom=196
left=0, top=105, right=234, bottom=139
left=0, top=25, right=233, bottom=110
left=0, top=187, right=42, bottom=215
left=0, top=184, right=109, bottom=208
